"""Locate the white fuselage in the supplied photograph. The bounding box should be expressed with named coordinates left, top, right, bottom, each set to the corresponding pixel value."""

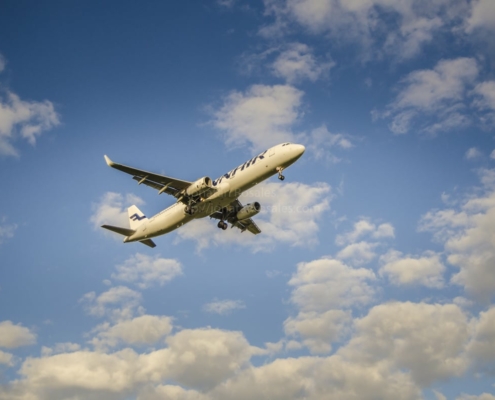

left=125, top=143, right=305, bottom=242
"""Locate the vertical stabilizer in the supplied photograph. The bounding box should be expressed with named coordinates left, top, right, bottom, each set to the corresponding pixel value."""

left=128, top=205, right=148, bottom=230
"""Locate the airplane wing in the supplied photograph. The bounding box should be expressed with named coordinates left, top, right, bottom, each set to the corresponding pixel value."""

left=209, top=199, right=262, bottom=235
left=104, top=155, right=192, bottom=197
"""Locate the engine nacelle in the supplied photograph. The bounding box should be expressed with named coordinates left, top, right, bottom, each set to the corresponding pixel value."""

left=236, top=202, right=261, bottom=221
left=185, top=177, right=212, bottom=197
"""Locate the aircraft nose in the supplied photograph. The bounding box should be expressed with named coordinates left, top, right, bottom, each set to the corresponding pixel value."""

left=294, top=144, right=305, bottom=157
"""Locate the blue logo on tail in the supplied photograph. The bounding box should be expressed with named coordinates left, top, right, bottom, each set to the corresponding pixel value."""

left=130, top=213, right=146, bottom=221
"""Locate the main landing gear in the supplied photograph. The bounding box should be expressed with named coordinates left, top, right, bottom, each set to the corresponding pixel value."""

left=277, top=167, right=285, bottom=181
left=217, top=207, right=228, bottom=230
left=217, top=221, right=228, bottom=230
left=185, top=205, right=196, bottom=215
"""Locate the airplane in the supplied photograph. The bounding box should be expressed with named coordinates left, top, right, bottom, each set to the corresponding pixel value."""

left=101, top=142, right=305, bottom=248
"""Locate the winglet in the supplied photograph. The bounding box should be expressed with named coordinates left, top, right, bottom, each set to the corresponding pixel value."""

left=104, top=155, right=115, bottom=167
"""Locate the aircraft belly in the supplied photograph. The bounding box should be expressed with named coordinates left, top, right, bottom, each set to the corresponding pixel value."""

left=145, top=205, right=193, bottom=238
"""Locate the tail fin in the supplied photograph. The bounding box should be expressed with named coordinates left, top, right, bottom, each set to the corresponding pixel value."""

left=128, top=205, right=148, bottom=230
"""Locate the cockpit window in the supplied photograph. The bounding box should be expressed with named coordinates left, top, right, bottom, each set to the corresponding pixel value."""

left=282, top=142, right=291, bottom=146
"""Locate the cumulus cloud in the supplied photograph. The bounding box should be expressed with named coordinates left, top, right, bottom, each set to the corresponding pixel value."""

left=289, top=257, right=376, bottom=312
left=176, top=181, right=331, bottom=251
left=473, top=80, right=495, bottom=127
left=379, top=250, right=446, bottom=288
left=336, top=218, right=395, bottom=246
left=467, top=307, right=495, bottom=369
left=466, top=147, right=482, bottom=160
left=212, top=84, right=302, bottom=152
left=0, top=350, right=14, bottom=366
left=306, top=124, right=352, bottom=162
left=336, top=241, right=379, bottom=265
left=0, top=89, right=60, bottom=157
left=465, top=0, right=495, bottom=32
left=378, top=57, right=479, bottom=134
left=284, top=309, right=351, bottom=354
left=211, top=355, right=421, bottom=400
left=284, top=257, right=376, bottom=353
left=80, top=286, right=143, bottom=321
left=271, top=42, right=334, bottom=83
left=111, top=253, right=183, bottom=289
left=0, top=321, right=36, bottom=348
left=203, top=299, right=246, bottom=315
left=211, top=83, right=355, bottom=162
left=261, top=0, right=470, bottom=61
left=90, top=315, right=173, bottom=350
left=90, top=192, right=145, bottom=233
left=419, top=171, right=495, bottom=302
left=341, top=301, right=469, bottom=386
left=457, top=394, right=495, bottom=400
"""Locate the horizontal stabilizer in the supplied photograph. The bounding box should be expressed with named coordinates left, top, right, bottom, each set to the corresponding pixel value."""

left=101, top=225, right=135, bottom=236
left=140, top=239, right=156, bottom=248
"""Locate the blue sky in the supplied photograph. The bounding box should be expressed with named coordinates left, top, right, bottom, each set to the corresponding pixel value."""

left=1, top=0, right=495, bottom=399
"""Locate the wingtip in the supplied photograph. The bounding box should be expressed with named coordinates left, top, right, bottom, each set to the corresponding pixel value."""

left=104, top=155, right=114, bottom=167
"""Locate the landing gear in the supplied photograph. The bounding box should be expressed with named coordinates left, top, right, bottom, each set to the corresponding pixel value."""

left=217, top=221, right=228, bottom=230
left=185, top=205, right=197, bottom=215
left=277, top=167, right=285, bottom=181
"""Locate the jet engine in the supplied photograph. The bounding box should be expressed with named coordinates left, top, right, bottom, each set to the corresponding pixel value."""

left=185, top=177, right=213, bottom=197
left=236, top=202, right=261, bottom=220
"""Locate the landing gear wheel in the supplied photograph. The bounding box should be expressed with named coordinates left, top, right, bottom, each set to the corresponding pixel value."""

left=217, top=221, right=228, bottom=230
left=277, top=167, right=285, bottom=181
left=278, top=175, right=285, bottom=181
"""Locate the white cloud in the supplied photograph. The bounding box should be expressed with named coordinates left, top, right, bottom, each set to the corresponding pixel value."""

left=419, top=174, right=495, bottom=302
left=41, top=342, right=81, bottom=357
left=457, top=395, right=495, bottom=400
left=1, top=327, right=258, bottom=399
left=379, top=57, right=479, bottom=134
left=466, top=147, right=482, bottom=160
left=203, top=299, right=246, bottom=315
left=0, top=350, right=14, bottom=366
left=0, top=90, right=60, bottom=157
left=306, top=124, right=352, bottom=162
left=90, top=192, right=145, bottom=233
left=164, top=328, right=257, bottom=390
left=335, top=219, right=395, bottom=248
left=289, top=257, right=377, bottom=312
left=473, top=80, right=495, bottom=127
left=285, top=257, right=376, bottom=354
left=91, top=315, right=173, bottom=350
left=80, top=286, right=143, bottom=321
left=271, top=42, right=334, bottom=83
left=261, top=0, right=470, bottom=62
left=284, top=309, right=351, bottom=354
left=139, top=385, right=209, bottom=400
left=0, top=217, right=17, bottom=244
left=0, top=321, right=36, bottom=348
left=379, top=250, right=446, bottom=288
left=177, top=181, right=331, bottom=251
left=467, top=307, right=495, bottom=367
left=341, top=301, right=469, bottom=386
left=212, top=354, right=421, bottom=400
left=111, top=253, right=183, bottom=289
left=466, top=0, right=495, bottom=32
left=212, top=84, right=302, bottom=152
left=336, top=241, right=378, bottom=265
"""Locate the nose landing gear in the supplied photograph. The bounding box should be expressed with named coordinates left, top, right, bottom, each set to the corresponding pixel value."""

left=276, top=167, right=285, bottom=181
